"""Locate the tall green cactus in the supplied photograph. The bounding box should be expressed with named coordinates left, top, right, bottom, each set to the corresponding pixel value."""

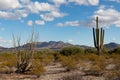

left=93, top=17, right=105, bottom=55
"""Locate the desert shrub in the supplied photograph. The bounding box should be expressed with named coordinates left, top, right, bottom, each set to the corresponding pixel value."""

left=109, top=47, right=120, bottom=54
left=60, top=73, right=82, bottom=80
left=0, top=53, right=15, bottom=61
left=85, top=54, right=108, bottom=73
left=34, top=52, right=54, bottom=65
left=31, top=59, right=45, bottom=77
left=110, top=54, right=120, bottom=70
left=85, top=48, right=96, bottom=54
left=0, top=53, right=17, bottom=73
left=42, top=54, right=54, bottom=65
left=104, top=70, right=120, bottom=80
left=36, top=49, right=54, bottom=55
left=53, top=52, right=60, bottom=61
left=60, top=46, right=84, bottom=56
left=59, top=55, right=79, bottom=71
left=102, top=48, right=110, bottom=54
left=85, top=54, right=99, bottom=61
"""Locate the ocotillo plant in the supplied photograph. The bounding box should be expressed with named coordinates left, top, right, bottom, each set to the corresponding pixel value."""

left=93, top=17, right=105, bottom=55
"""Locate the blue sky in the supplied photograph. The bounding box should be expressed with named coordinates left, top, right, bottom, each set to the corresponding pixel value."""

left=0, top=0, right=120, bottom=47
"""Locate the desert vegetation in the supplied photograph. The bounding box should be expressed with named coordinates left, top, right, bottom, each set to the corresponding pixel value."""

left=0, top=17, right=119, bottom=80
left=0, top=46, right=120, bottom=79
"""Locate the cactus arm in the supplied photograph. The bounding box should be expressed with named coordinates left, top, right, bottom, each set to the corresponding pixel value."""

left=100, top=28, right=102, bottom=48
left=93, top=28, right=97, bottom=48
left=96, top=28, right=99, bottom=48
left=102, top=29, right=104, bottom=48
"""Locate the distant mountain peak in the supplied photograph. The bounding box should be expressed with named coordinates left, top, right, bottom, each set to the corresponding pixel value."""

left=104, top=42, right=120, bottom=50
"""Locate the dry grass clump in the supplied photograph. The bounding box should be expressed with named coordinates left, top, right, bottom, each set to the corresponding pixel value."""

left=104, top=70, right=120, bottom=80
left=58, top=55, right=80, bottom=71
left=0, top=53, right=16, bottom=73
left=31, top=59, right=45, bottom=77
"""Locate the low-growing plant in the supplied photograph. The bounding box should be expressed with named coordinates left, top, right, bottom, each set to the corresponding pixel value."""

left=59, top=55, right=79, bottom=71
left=60, top=46, right=84, bottom=56
left=104, top=70, right=120, bottom=80
left=31, top=59, right=45, bottom=77
left=85, top=48, right=96, bottom=54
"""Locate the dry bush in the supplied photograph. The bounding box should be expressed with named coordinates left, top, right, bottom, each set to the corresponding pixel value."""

left=111, top=54, right=120, bottom=70
left=42, top=54, right=54, bottom=65
left=82, top=54, right=107, bottom=76
left=104, top=70, right=120, bottom=80
left=31, top=59, right=45, bottom=77
left=34, top=52, right=54, bottom=65
left=58, top=55, right=79, bottom=71
left=0, top=53, right=16, bottom=73
left=12, top=28, right=39, bottom=74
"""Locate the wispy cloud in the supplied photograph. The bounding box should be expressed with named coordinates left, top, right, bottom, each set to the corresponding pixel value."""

left=68, top=0, right=99, bottom=6
left=57, top=21, right=80, bottom=27
left=35, top=20, right=45, bottom=25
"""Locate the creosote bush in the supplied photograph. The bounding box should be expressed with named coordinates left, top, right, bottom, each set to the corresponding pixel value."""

left=31, top=59, right=45, bottom=77
left=60, top=46, right=84, bottom=56
left=85, top=48, right=96, bottom=54
left=58, top=55, right=80, bottom=71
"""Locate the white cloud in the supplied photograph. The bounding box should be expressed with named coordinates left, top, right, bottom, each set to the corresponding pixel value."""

left=0, top=0, right=21, bottom=10
left=50, top=0, right=67, bottom=6
left=67, top=39, right=73, bottom=43
left=40, top=11, right=67, bottom=21
left=0, top=37, right=13, bottom=47
left=15, top=10, right=28, bottom=18
left=58, top=7, right=120, bottom=28
left=35, top=20, right=45, bottom=25
left=27, top=20, right=33, bottom=26
left=57, top=21, right=80, bottom=27
left=92, top=8, right=120, bottom=27
left=0, top=11, right=21, bottom=20
left=68, top=0, right=99, bottom=5
left=40, top=14, right=54, bottom=21
left=27, top=1, right=56, bottom=13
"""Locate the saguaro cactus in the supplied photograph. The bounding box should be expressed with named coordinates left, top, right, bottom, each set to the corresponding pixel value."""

left=93, top=17, right=105, bottom=55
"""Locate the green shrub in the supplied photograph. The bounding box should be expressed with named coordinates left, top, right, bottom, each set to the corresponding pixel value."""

left=60, top=46, right=84, bottom=56
left=109, top=47, right=120, bottom=54
left=85, top=48, right=96, bottom=54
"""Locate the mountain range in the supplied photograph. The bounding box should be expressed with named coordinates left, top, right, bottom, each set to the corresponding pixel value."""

left=0, top=41, right=120, bottom=50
